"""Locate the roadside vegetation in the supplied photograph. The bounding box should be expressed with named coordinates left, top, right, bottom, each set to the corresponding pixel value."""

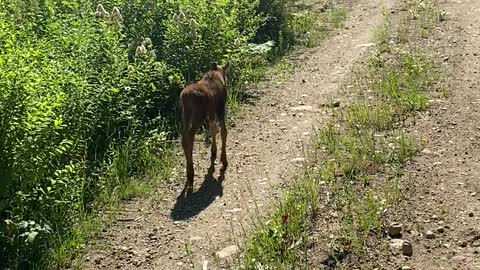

left=242, top=0, right=445, bottom=268
left=0, top=0, right=344, bottom=268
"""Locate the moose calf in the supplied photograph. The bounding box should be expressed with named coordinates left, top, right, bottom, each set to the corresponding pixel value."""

left=180, top=63, right=230, bottom=196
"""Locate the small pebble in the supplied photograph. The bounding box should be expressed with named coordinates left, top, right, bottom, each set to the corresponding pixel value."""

left=388, top=222, right=403, bottom=237
left=451, top=255, right=467, bottom=263
left=402, top=241, right=413, bottom=256
left=426, top=230, right=436, bottom=239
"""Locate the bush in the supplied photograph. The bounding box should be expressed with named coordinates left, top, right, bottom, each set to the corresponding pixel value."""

left=254, top=0, right=294, bottom=57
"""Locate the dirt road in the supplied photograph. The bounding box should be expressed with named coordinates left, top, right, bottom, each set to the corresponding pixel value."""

left=363, top=0, right=480, bottom=269
left=81, top=1, right=396, bottom=269
left=398, top=0, right=480, bottom=269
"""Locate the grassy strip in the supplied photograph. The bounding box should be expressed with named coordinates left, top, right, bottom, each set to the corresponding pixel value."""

left=242, top=0, right=444, bottom=269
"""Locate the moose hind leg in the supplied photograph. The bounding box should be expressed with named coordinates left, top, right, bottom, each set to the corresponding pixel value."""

left=181, top=130, right=195, bottom=196
left=209, top=119, right=218, bottom=165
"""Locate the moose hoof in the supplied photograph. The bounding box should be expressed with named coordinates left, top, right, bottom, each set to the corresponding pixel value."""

left=220, top=161, right=228, bottom=172
left=181, top=185, right=193, bottom=198
left=210, top=154, right=217, bottom=164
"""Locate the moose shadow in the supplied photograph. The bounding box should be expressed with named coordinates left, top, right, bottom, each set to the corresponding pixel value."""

left=170, top=165, right=225, bottom=221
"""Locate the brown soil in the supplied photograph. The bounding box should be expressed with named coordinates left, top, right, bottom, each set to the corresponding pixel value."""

left=331, top=0, right=480, bottom=269
left=80, top=1, right=396, bottom=269
left=380, top=0, right=480, bottom=269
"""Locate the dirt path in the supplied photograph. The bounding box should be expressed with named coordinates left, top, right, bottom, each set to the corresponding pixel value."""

left=363, top=1, right=480, bottom=269
left=400, top=0, right=480, bottom=269
left=81, top=1, right=395, bottom=269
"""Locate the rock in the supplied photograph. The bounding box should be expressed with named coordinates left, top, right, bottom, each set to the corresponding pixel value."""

left=357, top=43, right=375, bottom=48
left=217, top=245, right=239, bottom=259
left=451, top=255, right=466, bottom=263
left=291, top=157, right=306, bottom=163
left=388, top=222, right=403, bottom=237
left=426, top=230, right=436, bottom=239
left=421, top=149, right=432, bottom=154
left=190, top=236, right=203, bottom=242
left=401, top=267, right=412, bottom=270
left=402, top=241, right=413, bottom=256
left=389, top=239, right=404, bottom=250
left=437, top=226, right=445, bottom=233
left=94, top=256, right=103, bottom=264
left=133, top=259, right=142, bottom=267
left=332, top=101, right=341, bottom=107
left=459, top=240, right=468, bottom=247
left=289, top=105, right=318, bottom=112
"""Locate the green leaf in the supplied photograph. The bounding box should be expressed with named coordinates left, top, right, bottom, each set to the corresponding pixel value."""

left=18, top=221, right=29, bottom=229
left=26, top=231, right=38, bottom=243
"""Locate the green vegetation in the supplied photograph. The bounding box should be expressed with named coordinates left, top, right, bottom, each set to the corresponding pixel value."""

left=244, top=169, right=320, bottom=268
left=0, top=0, right=330, bottom=268
left=243, top=1, right=443, bottom=269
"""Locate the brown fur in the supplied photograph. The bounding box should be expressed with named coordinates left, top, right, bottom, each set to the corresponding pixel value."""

left=180, top=63, right=230, bottom=196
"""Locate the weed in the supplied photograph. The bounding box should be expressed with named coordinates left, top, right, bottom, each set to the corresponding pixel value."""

left=243, top=173, right=319, bottom=269
left=290, top=6, right=348, bottom=48
left=346, top=102, right=396, bottom=131
left=395, top=133, right=418, bottom=163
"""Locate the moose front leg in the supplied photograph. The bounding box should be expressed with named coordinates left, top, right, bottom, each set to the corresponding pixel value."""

left=219, top=120, right=228, bottom=171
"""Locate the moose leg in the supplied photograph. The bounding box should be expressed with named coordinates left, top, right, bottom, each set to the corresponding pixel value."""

left=181, top=130, right=195, bottom=196
left=219, top=119, right=228, bottom=170
left=209, top=119, right=218, bottom=165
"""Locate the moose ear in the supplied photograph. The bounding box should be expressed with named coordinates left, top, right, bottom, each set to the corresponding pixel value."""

left=222, top=62, right=230, bottom=71
left=210, top=63, right=218, bottom=70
